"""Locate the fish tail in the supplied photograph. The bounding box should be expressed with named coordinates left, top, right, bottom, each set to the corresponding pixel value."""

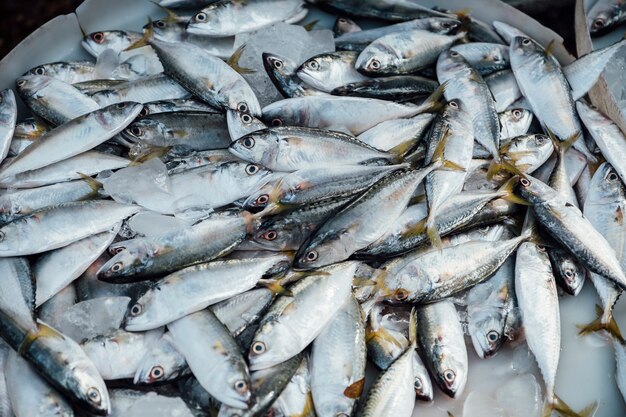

left=129, top=145, right=172, bottom=166
left=549, top=394, right=598, bottom=417
left=126, top=18, right=153, bottom=51
left=486, top=158, right=521, bottom=180
left=149, top=1, right=180, bottom=22
left=77, top=172, right=103, bottom=199
left=388, top=139, right=418, bottom=162
left=227, top=44, right=256, bottom=75
left=419, top=81, right=447, bottom=114
left=577, top=304, right=625, bottom=344
left=257, top=278, right=292, bottom=297
left=408, top=307, right=417, bottom=346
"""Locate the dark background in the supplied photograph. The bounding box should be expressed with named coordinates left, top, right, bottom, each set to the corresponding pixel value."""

left=0, top=0, right=575, bottom=59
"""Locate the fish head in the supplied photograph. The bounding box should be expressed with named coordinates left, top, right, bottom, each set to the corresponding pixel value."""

left=96, top=242, right=152, bottom=281
left=381, top=264, right=431, bottom=304
left=355, top=44, right=394, bottom=75
left=98, top=102, right=143, bottom=129
left=82, top=30, right=139, bottom=57
left=262, top=52, right=298, bottom=81
left=261, top=100, right=306, bottom=129
left=334, top=16, right=360, bottom=35
left=68, top=356, right=111, bottom=415
left=227, top=109, right=266, bottom=141
left=222, top=161, right=273, bottom=192
left=186, top=3, right=223, bottom=35
left=134, top=341, right=182, bottom=384
left=433, top=351, right=467, bottom=398
left=15, top=74, right=55, bottom=98
left=296, top=55, right=334, bottom=88
left=147, top=18, right=183, bottom=39
left=437, top=49, right=471, bottom=76
left=552, top=252, right=586, bottom=296
left=248, top=321, right=293, bottom=371
left=426, top=17, right=462, bottom=35
left=123, top=286, right=163, bottom=331
left=513, top=174, right=549, bottom=205
left=590, top=162, right=626, bottom=205
left=587, top=2, right=623, bottom=35
left=229, top=129, right=276, bottom=165
left=509, top=36, right=543, bottom=69
left=251, top=220, right=294, bottom=251
left=122, top=117, right=163, bottom=143
left=221, top=360, right=252, bottom=409
left=499, top=108, right=533, bottom=138
left=468, top=307, right=507, bottom=359
left=293, top=231, right=349, bottom=269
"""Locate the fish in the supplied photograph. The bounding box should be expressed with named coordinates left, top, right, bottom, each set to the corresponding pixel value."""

left=416, top=300, right=468, bottom=398
left=248, top=261, right=357, bottom=370
left=335, top=17, right=461, bottom=52
left=333, top=15, right=360, bottom=36
left=509, top=36, right=595, bottom=161
left=0, top=102, right=142, bottom=180
left=587, top=0, right=626, bottom=35
left=331, top=75, right=438, bottom=102
left=356, top=29, right=466, bottom=75
left=516, top=175, right=626, bottom=290
left=500, top=133, right=552, bottom=174
left=498, top=108, right=533, bottom=141
left=82, top=30, right=144, bottom=57
left=0, top=90, right=16, bottom=165
left=133, top=332, right=190, bottom=384
left=187, top=0, right=307, bottom=37
left=450, top=42, right=510, bottom=75
left=356, top=113, right=434, bottom=151
left=89, top=74, right=191, bottom=106
left=307, top=0, right=450, bottom=22
left=269, top=354, right=314, bottom=417
left=227, top=109, right=267, bottom=141
left=123, top=255, right=286, bottom=331
left=230, top=126, right=400, bottom=171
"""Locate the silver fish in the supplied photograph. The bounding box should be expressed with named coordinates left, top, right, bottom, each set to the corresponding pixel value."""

left=297, top=51, right=369, bottom=92
left=262, top=52, right=327, bottom=99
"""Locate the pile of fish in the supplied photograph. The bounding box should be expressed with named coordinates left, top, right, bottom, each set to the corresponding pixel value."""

left=1, top=0, right=626, bottom=416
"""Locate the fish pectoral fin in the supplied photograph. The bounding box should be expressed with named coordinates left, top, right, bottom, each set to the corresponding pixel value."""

left=126, top=19, right=153, bottom=51
left=257, top=278, right=292, bottom=297
left=227, top=44, right=256, bottom=75
left=577, top=304, right=625, bottom=344
left=343, top=378, right=365, bottom=399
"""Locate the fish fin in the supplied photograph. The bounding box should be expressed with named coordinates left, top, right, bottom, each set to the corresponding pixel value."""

left=422, top=81, right=447, bottom=113
left=577, top=304, right=625, bottom=343
left=150, top=1, right=180, bottom=23
left=352, top=277, right=377, bottom=287
left=549, top=394, right=598, bottom=417
left=544, top=39, right=556, bottom=58
left=425, top=213, right=443, bottom=250
left=409, top=307, right=417, bottom=346
left=455, top=10, right=473, bottom=38
left=546, top=128, right=579, bottom=156
left=257, top=278, right=292, bottom=297
left=431, top=126, right=451, bottom=164
left=388, top=139, right=417, bottom=161
left=408, top=194, right=426, bottom=205
left=486, top=159, right=521, bottom=181
left=497, top=175, right=532, bottom=206
left=77, top=172, right=103, bottom=197
left=447, top=413, right=455, bottom=417
left=18, top=323, right=61, bottom=355
left=129, top=145, right=172, bottom=166
left=343, top=378, right=365, bottom=399
left=227, top=44, right=256, bottom=75
left=400, top=218, right=427, bottom=240
left=442, top=160, right=466, bottom=172
left=242, top=210, right=262, bottom=235
left=94, top=48, right=120, bottom=79
left=302, top=19, right=319, bottom=31
left=126, top=18, right=153, bottom=51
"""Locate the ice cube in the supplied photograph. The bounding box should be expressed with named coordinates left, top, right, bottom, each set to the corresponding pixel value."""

left=495, top=373, right=541, bottom=417
left=233, top=23, right=335, bottom=107
left=56, top=296, right=130, bottom=341
left=103, top=158, right=175, bottom=213
left=509, top=345, right=536, bottom=376
left=39, top=284, right=77, bottom=330
left=124, top=392, right=194, bottom=417
left=463, top=391, right=505, bottom=417
left=127, top=211, right=192, bottom=238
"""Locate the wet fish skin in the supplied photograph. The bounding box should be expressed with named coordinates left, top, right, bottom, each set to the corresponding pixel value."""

left=331, top=75, right=438, bottom=102
left=450, top=42, right=510, bottom=76
left=82, top=30, right=144, bottom=57
left=297, top=51, right=369, bottom=93
left=0, top=90, right=16, bottom=165
left=262, top=52, right=327, bottom=99
left=587, top=0, right=626, bottom=35
left=133, top=332, right=190, bottom=384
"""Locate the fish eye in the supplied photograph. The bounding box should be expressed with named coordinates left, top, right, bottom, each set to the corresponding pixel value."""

left=242, top=137, right=255, bottom=148
left=234, top=380, right=248, bottom=393
left=195, top=12, right=207, bottom=22
left=307, top=60, right=320, bottom=71
left=487, top=330, right=499, bottom=342
left=519, top=177, right=531, bottom=187
left=116, top=102, right=127, bottom=109
left=273, top=59, right=283, bottom=69
left=537, top=245, right=547, bottom=252
left=245, top=164, right=260, bottom=175
left=237, top=102, right=249, bottom=113
left=393, top=289, right=409, bottom=302
left=262, top=230, right=277, bottom=241
left=111, top=246, right=125, bottom=255
left=155, top=20, right=166, bottom=28
left=91, top=32, right=105, bottom=44
left=492, top=55, right=502, bottom=63
left=16, top=80, right=26, bottom=88
left=415, top=378, right=423, bottom=390
left=338, top=18, right=347, bottom=23
left=512, top=109, right=523, bottom=119
left=241, top=114, right=253, bottom=124
left=128, top=126, right=143, bottom=137
left=256, top=194, right=269, bottom=205
left=449, top=100, right=459, bottom=109
left=111, top=262, right=124, bottom=272
left=251, top=341, right=266, bottom=354
left=271, top=118, right=283, bottom=127
left=443, top=369, right=456, bottom=383
left=87, top=387, right=101, bottom=404
left=521, top=38, right=532, bottom=46
left=0, top=231, right=5, bottom=242
left=304, top=250, right=318, bottom=262
left=608, top=172, right=619, bottom=182
left=34, top=67, right=45, bottom=75
left=150, top=366, right=164, bottom=380
left=564, top=269, right=575, bottom=279
left=368, top=58, right=381, bottom=70
left=450, top=50, right=459, bottom=57
left=442, top=21, right=452, bottom=28
left=593, top=18, right=606, bottom=29
left=130, top=303, right=143, bottom=316
left=139, top=107, right=150, bottom=117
